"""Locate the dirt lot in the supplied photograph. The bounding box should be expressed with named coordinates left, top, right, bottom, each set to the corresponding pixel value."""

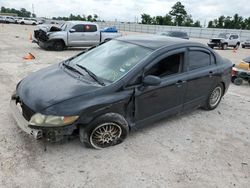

left=0, top=24, right=249, bottom=188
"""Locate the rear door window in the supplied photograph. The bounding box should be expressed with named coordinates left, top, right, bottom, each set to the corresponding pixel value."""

left=84, top=25, right=97, bottom=32
left=188, top=51, right=211, bottom=70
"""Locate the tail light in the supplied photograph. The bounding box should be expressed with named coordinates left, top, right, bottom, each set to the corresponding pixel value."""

left=231, top=67, right=237, bottom=76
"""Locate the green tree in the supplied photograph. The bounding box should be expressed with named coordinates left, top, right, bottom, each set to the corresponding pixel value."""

left=155, top=16, right=164, bottom=25
left=193, top=20, right=201, bottom=27
left=87, top=15, right=92, bottom=21
left=169, top=1, right=187, bottom=26
left=208, top=21, right=214, bottom=28
left=183, top=14, right=193, bottom=26
left=141, top=13, right=152, bottom=24
left=163, top=14, right=172, bottom=25
left=217, top=15, right=225, bottom=28
left=93, top=14, right=98, bottom=21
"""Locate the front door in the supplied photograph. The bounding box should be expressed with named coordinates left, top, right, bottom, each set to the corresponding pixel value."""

left=134, top=50, right=188, bottom=123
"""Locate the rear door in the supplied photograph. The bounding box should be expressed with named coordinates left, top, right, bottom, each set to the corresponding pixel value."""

left=183, top=47, right=218, bottom=110
left=228, top=35, right=238, bottom=46
left=82, top=24, right=99, bottom=45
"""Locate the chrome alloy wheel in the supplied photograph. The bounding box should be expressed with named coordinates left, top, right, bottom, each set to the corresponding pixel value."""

left=90, top=122, right=122, bottom=149
left=209, top=86, right=222, bottom=107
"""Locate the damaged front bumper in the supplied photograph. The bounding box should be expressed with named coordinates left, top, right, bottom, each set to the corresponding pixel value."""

left=10, top=94, right=78, bottom=142
left=10, top=99, right=43, bottom=139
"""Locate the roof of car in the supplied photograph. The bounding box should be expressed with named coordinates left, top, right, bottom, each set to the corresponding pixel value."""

left=116, top=35, right=191, bottom=50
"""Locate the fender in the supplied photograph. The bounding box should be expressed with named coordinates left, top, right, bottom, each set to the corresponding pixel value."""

left=42, top=89, right=135, bottom=125
left=48, top=32, right=68, bottom=46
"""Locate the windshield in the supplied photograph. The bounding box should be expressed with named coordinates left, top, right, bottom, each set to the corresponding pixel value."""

left=218, top=33, right=230, bottom=39
left=69, top=40, right=152, bottom=83
left=60, top=23, right=67, bottom=31
left=157, top=32, right=171, bottom=36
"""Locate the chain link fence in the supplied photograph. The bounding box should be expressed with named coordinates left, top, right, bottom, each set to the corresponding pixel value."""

left=98, top=21, right=250, bottom=41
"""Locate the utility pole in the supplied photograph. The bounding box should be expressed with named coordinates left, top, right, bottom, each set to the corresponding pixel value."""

left=32, top=4, right=35, bottom=17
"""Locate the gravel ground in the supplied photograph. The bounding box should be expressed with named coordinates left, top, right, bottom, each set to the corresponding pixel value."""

left=0, top=24, right=249, bottom=188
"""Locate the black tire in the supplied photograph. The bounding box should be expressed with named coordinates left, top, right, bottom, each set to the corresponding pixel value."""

left=79, top=113, right=129, bottom=149
left=234, top=78, right=243, bottom=85
left=231, top=76, right=237, bottom=83
left=20, top=22, right=24, bottom=25
left=242, top=45, right=245, bottom=48
left=104, top=38, right=111, bottom=42
left=32, top=22, right=37, bottom=25
left=202, top=83, right=224, bottom=110
left=222, top=43, right=228, bottom=50
left=235, top=43, right=240, bottom=50
left=53, top=40, right=65, bottom=51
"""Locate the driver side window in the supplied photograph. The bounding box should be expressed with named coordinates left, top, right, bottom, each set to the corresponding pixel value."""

left=145, top=53, right=183, bottom=78
left=72, top=24, right=84, bottom=32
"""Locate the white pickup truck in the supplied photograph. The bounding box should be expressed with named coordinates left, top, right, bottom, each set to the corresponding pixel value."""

left=33, top=21, right=122, bottom=50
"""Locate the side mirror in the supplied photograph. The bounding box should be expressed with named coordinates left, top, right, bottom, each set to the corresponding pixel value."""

left=69, top=28, right=76, bottom=33
left=143, top=75, right=161, bottom=86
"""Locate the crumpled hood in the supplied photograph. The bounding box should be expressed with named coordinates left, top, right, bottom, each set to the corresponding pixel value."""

left=211, top=38, right=226, bottom=41
left=36, top=24, right=62, bottom=32
left=17, top=64, right=99, bottom=112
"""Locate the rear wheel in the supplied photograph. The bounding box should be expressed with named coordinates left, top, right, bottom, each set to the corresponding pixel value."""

left=235, top=43, right=240, bottom=50
left=79, top=113, right=129, bottom=149
left=104, top=38, right=111, bottom=42
left=231, top=76, right=237, bottom=83
left=234, top=78, right=243, bottom=85
left=242, top=45, right=245, bottom=48
left=202, top=83, right=224, bottom=110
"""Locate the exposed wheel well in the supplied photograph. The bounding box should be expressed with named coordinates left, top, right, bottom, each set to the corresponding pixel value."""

left=220, top=81, right=226, bottom=95
left=104, top=38, right=111, bottom=42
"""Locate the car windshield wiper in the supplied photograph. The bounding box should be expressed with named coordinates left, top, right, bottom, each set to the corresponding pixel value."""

left=62, top=61, right=84, bottom=76
left=76, top=64, right=105, bottom=86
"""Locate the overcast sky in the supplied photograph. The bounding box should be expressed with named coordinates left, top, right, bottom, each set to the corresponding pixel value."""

left=1, top=0, right=250, bottom=24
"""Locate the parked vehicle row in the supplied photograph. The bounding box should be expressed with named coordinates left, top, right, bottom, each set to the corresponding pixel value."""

left=0, top=16, right=16, bottom=24
left=0, top=16, right=43, bottom=25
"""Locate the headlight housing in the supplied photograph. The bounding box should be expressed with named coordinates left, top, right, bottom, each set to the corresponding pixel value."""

left=29, top=113, right=79, bottom=127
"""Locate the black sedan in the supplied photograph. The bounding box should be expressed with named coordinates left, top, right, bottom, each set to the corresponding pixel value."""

left=157, top=31, right=189, bottom=40
left=10, top=35, right=232, bottom=149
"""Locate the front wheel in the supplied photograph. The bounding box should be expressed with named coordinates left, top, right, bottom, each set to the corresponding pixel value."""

left=202, top=84, right=224, bottom=110
left=222, top=43, right=228, bottom=50
left=53, top=40, right=65, bottom=51
left=79, top=113, right=129, bottom=149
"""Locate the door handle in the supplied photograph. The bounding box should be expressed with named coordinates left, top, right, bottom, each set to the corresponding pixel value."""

left=175, top=80, right=186, bottom=87
left=209, top=71, right=213, bottom=77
